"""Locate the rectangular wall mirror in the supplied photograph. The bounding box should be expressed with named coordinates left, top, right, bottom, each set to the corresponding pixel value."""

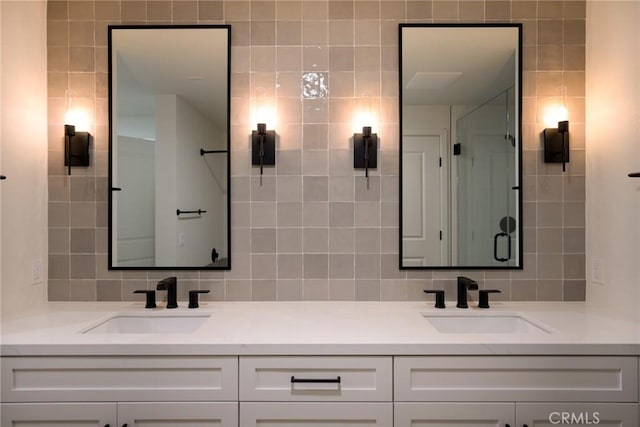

left=399, top=24, right=522, bottom=269
left=108, top=25, right=231, bottom=269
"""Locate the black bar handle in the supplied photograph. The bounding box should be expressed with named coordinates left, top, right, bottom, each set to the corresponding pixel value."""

left=628, top=172, right=640, bottom=177
left=493, top=232, right=510, bottom=262
left=176, top=209, right=207, bottom=216
left=111, top=187, right=122, bottom=191
left=0, top=175, right=6, bottom=180
left=291, top=376, right=341, bottom=384
left=200, top=148, right=228, bottom=156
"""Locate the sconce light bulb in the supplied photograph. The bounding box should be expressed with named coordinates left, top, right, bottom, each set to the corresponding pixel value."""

left=543, top=105, right=568, bottom=128
left=65, top=109, right=90, bottom=132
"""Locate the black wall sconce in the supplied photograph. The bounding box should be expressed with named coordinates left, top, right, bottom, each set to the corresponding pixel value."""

left=252, top=123, right=275, bottom=175
left=64, top=124, right=91, bottom=175
left=353, top=126, right=377, bottom=178
left=543, top=120, right=569, bottom=172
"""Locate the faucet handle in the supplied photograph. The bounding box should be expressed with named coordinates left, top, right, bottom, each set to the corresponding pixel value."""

left=478, top=289, right=502, bottom=309
left=133, top=290, right=156, bottom=309
left=188, top=290, right=210, bottom=309
left=423, top=290, right=445, bottom=309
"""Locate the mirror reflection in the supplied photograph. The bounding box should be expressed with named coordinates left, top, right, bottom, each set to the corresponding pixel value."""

left=400, top=24, right=522, bottom=268
left=109, top=25, right=231, bottom=269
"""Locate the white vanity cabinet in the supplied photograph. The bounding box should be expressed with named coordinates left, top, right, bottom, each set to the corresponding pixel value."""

left=394, top=356, right=640, bottom=426
left=0, top=356, right=239, bottom=427
left=239, top=356, right=393, bottom=425
left=2, top=353, right=639, bottom=426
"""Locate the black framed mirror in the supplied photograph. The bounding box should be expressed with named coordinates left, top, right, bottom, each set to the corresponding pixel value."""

left=399, top=24, right=522, bottom=269
left=108, top=25, right=231, bottom=269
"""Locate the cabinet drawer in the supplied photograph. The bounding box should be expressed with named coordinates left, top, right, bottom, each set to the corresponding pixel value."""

left=395, top=402, right=515, bottom=427
left=395, top=356, right=638, bottom=402
left=239, top=356, right=392, bottom=401
left=1, top=356, right=238, bottom=402
left=119, top=402, right=238, bottom=427
left=240, top=402, right=393, bottom=426
left=1, top=403, right=116, bottom=426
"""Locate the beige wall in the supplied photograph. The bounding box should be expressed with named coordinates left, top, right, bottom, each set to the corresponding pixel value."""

left=47, top=0, right=587, bottom=302
left=1, top=1, right=49, bottom=319
left=586, top=1, right=640, bottom=320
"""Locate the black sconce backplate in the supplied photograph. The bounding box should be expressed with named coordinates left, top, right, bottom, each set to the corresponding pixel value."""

left=65, top=131, right=91, bottom=167
left=251, top=130, right=276, bottom=166
left=543, top=127, right=569, bottom=164
left=353, top=133, right=378, bottom=169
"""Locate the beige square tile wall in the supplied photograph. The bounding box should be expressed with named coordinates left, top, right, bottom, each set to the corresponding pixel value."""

left=47, top=0, right=586, bottom=302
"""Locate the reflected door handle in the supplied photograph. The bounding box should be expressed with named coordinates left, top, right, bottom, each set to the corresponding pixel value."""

left=493, top=232, right=511, bottom=262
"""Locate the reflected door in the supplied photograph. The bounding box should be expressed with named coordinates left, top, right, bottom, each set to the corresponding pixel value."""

left=402, top=131, right=449, bottom=266
left=456, top=89, right=517, bottom=266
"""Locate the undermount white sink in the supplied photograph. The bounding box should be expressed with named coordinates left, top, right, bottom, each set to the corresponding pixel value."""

left=423, top=313, right=553, bottom=334
left=82, top=314, right=211, bottom=334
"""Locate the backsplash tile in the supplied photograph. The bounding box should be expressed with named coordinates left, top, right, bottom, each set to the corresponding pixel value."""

left=47, top=0, right=586, bottom=302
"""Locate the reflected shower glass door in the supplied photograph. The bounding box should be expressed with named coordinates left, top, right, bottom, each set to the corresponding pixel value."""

left=456, top=88, right=518, bottom=266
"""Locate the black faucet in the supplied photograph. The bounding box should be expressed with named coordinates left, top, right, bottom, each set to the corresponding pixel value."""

left=156, top=276, right=178, bottom=309
left=456, top=276, right=478, bottom=309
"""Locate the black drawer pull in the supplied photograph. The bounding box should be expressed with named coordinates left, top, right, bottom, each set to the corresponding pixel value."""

left=291, top=376, right=341, bottom=384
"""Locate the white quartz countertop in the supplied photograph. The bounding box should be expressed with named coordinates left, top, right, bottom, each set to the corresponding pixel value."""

left=1, top=301, right=639, bottom=356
